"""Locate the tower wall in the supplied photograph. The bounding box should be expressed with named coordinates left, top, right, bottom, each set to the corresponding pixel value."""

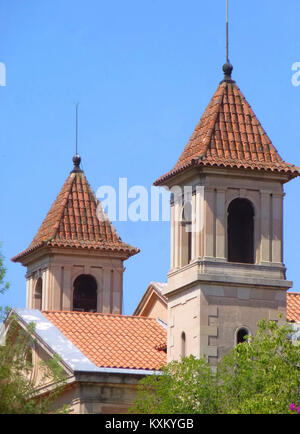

left=164, top=168, right=292, bottom=363
left=167, top=277, right=287, bottom=364
left=169, top=170, right=286, bottom=274
left=25, top=250, right=124, bottom=314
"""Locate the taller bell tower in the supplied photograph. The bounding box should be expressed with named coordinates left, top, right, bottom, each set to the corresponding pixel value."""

left=154, top=64, right=300, bottom=366
left=12, top=155, right=139, bottom=314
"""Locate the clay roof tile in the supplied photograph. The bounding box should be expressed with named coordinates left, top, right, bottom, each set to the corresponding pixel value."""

left=287, top=293, right=300, bottom=323
left=43, top=310, right=167, bottom=371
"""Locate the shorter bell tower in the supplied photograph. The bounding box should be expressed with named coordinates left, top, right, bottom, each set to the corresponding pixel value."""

left=154, top=64, right=300, bottom=366
left=12, top=155, right=139, bottom=314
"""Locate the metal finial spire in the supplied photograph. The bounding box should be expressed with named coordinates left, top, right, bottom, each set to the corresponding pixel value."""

left=226, top=0, right=229, bottom=63
left=71, top=103, right=82, bottom=173
left=75, top=102, right=79, bottom=155
left=221, top=0, right=235, bottom=83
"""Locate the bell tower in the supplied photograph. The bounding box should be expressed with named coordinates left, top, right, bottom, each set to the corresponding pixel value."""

left=12, top=155, right=139, bottom=314
left=154, top=64, right=300, bottom=366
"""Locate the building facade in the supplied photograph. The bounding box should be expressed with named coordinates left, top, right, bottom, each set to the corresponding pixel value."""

left=5, top=63, right=300, bottom=413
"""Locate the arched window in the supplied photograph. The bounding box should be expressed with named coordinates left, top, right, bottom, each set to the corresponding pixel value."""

left=73, top=275, right=97, bottom=313
left=181, top=202, right=192, bottom=266
left=181, top=332, right=186, bottom=358
left=227, top=198, right=255, bottom=264
left=34, top=278, right=43, bottom=310
left=236, top=327, right=249, bottom=345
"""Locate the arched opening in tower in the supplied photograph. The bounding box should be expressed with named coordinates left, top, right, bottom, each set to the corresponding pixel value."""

left=73, top=274, right=98, bottom=312
left=236, top=327, right=249, bottom=345
left=227, top=198, right=254, bottom=264
left=34, top=277, right=43, bottom=310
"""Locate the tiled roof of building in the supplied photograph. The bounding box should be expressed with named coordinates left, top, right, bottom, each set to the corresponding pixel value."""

left=43, top=310, right=167, bottom=371
left=12, top=165, right=139, bottom=262
left=287, top=292, right=300, bottom=323
left=154, top=70, right=300, bottom=186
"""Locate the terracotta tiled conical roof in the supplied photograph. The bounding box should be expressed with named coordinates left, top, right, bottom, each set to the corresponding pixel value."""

left=12, top=161, right=139, bottom=262
left=154, top=68, right=300, bottom=186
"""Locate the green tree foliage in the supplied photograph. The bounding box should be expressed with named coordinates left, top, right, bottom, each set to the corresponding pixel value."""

left=131, top=320, right=300, bottom=414
left=0, top=244, right=68, bottom=414
left=131, top=357, right=218, bottom=414
left=0, top=244, right=9, bottom=295
left=218, top=319, right=300, bottom=414
left=0, top=245, right=10, bottom=323
left=0, top=317, right=68, bottom=414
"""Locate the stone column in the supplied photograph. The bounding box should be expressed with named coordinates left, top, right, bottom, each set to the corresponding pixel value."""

left=26, top=276, right=34, bottom=309
left=174, top=199, right=181, bottom=269
left=42, top=269, right=49, bottom=310
left=51, top=265, right=62, bottom=310
left=204, top=188, right=215, bottom=259
left=62, top=266, right=72, bottom=311
left=112, top=268, right=122, bottom=314
left=215, top=189, right=226, bottom=260
left=195, top=185, right=204, bottom=259
left=94, top=267, right=103, bottom=313
left=191, top=192, right=197, bottom=260
left=170, top=201, right=175, bottom=270
left=272, top=193, right=283, bottom=264
left=260, top=191, right=271, bottom=264
left=102, top=268, right=112, bottom=314
left=26, top=278, right=30, bottom=309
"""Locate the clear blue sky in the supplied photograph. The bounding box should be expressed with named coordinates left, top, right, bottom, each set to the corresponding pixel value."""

left=0, top=0, right=299, bottom=315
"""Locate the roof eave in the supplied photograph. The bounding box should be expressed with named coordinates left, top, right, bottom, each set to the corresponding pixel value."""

left=154, top=161, right=300, bottom=187
left=12, top=241, right=140, bottom=265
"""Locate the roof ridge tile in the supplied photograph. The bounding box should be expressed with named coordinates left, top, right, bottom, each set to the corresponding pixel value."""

left=42, top=309, right=162, bottom=321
